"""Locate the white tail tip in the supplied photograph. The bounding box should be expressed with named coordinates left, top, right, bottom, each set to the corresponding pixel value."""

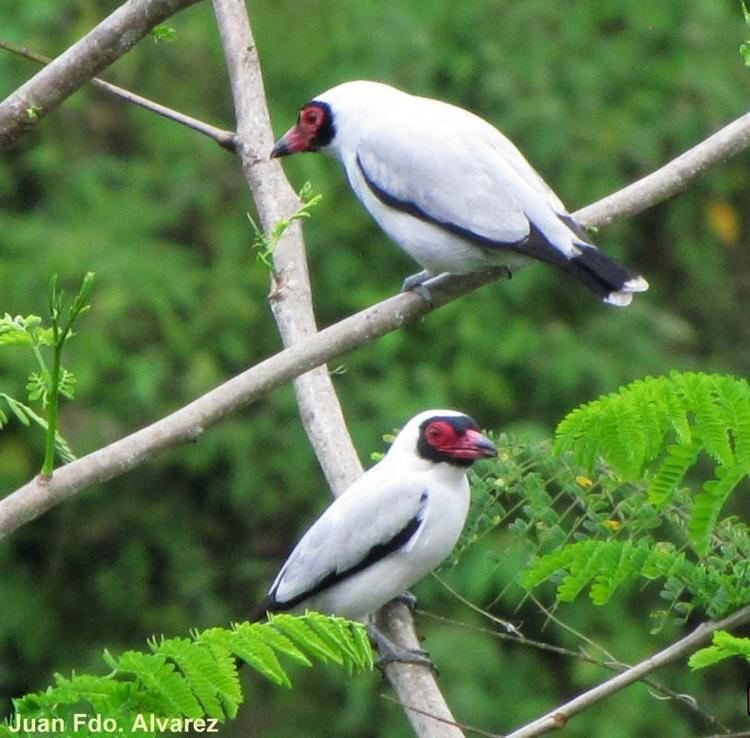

left=604, top=275, right=649, bottom=307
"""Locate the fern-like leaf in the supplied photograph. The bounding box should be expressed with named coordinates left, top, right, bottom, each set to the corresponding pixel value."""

left=689, top=465, right=747, bottom=556
left=555, top=372, right=750, bottom=553
left=227, top=622, right=294, bottom=687
left=689, top=630, right=750, bottom=669
left=5, top=616, right=371, bottom=737
left=589, top=540, right=651, bottom=605
left=647, top=442, right=700, bottom=507
left=117, top=650, right=202, bottom=718
left=152, top=637, right=236, bottom=720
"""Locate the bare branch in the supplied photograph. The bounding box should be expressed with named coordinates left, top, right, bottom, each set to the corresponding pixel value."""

left=0, top=38, right=236, bottom=150
left=0, top=270, right=491, bottom=539
left=504, top=603, right=750, bottom=738
left=375, top=601, right=467, bottom=737
left=209, top=2, right=464, bottom=735
left=576, top=109, right=750, bottom=229
left=209, top=0, right=361, bottom=498
left=0, top=0, right=203, bottom=150
left=420, top=611, right=728, bottom=733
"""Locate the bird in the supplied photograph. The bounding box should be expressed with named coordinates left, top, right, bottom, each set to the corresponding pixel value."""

left=271, top=80, right=648, bottom=306
left=252, top=410, right=496, bottom=629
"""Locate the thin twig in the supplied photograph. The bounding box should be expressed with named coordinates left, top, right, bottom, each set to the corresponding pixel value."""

left=380, top=693, right=501, bottom=738
left=0, top=38, right=236, bottom=150
left=419, top=611, right=728, bottom=734
left=0, top=0, right=203, bottom=149
left=503, top=603, right=750, bottom=738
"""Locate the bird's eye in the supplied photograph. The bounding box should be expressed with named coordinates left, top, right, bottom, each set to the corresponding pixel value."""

left=301, top=107, right=323, bottom=127
left=426, top=422, right=445, bottom=440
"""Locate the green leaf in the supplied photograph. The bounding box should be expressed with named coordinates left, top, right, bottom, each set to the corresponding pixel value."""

left=647, top=442, right=700, bottom=506
left=151, top=24, right=177, bottom=42
left=0, top=394, right=32, bottom=426
left=5, top=616, right=371, bottom=735
left=249, top=183, right=322, bottom=270
left=116, top=650, right=201, bottom=717
left=689, top=465, right=747, bottom=555
left=689, top=630, right=750, bottom=669
left=153, top=637, right=232, bottom=720
left=555, top=373, right=750, bottom=553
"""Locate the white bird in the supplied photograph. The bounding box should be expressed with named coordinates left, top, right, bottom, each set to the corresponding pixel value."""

left=271, top=80, right=648, bottom=306
left=253, top=410, right=496, bottom=623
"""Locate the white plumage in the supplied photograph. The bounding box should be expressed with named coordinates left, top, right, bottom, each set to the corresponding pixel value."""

left=272, top=80, right=648, bottom=306
left=254, top=410, right=496, bottom=621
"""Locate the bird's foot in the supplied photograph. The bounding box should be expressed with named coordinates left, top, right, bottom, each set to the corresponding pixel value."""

left=400, top=270, right=434, bottom=306
left=401, top=269, right=431, bottom=291
left=366, top=623, right=435, bottom=672
left=392, top=591, right=418, bottom=611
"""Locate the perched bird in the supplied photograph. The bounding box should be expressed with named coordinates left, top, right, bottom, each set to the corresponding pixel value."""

left=271, top=80, right=648, bottom=306
left=253, top=410, right=496, bottom=623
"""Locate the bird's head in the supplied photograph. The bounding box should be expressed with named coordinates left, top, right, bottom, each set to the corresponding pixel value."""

left=271, top=100, right=335, bottom=157
left=270, top=81, right=401, bottom=159
left=388, top=410, right=497, bottom=469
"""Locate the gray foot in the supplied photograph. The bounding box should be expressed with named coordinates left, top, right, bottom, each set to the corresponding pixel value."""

left=366, top=623, right=435, bottom=671
left=400, top=270, right=435, bottom=305
left=393, top=591, right=418, bottom=611
left=401, top=269, right=432, bottom=292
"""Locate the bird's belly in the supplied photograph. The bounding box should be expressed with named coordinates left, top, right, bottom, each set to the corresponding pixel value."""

left=367, top=199, right=528, bottom=276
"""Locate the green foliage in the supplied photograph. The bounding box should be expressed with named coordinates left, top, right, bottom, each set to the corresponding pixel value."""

left=2, top=1, right=750, bottom=735
left=507, top=374, right=750, bottom=623
left=554, top=372, right=750, bottom=554
left=741, top=0, right=750, bottom=66
left=1, top=614, right=372, bottom=738
left=0, top=273, right=94, bottom=472
left=248, top=181, right=322, bottom=270
left=0, top=393, right=75, bottom=464
left=150, top=25, right=177, bottom=43
left=689, top=630, right=750, bottom=669
left=453, top=374, right=750, bottom=628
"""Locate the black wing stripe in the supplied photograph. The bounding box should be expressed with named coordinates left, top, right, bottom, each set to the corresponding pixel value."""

left=356, top=154, right=572, bottom=266
left=356, top=153, right=504, bottom=247
left=266, top=513, right=424, bottom=614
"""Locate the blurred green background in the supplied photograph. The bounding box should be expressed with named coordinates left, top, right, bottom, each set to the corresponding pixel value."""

left=1, top=1, right=749, bottom=735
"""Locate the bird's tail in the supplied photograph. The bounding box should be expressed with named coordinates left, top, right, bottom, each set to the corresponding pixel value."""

left=565, top=243, right=649, bottom=307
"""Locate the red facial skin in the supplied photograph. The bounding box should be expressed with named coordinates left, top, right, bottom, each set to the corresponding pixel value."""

left=424, top=420, right=497, bottom=461
left=271, top=104, right=326, bottom=157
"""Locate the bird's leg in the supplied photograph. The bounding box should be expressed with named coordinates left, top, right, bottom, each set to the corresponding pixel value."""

left=400, top=269, right=436, bottom=305
left=401, top=269, right=432, bottom=291
left=366, top=622, right=435, bottom=671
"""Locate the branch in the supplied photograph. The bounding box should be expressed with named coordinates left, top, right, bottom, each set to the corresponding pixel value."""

left=0, top=38, right=236, bottom=150
left=420, top=611, right=727, bottom=733
left=209, top=0, right=361, bottom=498
left=504, top=603, right=750, bottom=738
left=0, top=270, right=491, bottom=539
left=576, top=108, right=750, bottom=228
left=209, top=2, right=464, bottom=736
left=375, top=601, right=468, bottom=737
left=0, top=0, right=203, bottom=150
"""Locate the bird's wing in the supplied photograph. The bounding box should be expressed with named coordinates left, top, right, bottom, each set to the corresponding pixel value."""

left=269, top=473, right=430, bottom=609
left=353, top=107, right=548, bottom=246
